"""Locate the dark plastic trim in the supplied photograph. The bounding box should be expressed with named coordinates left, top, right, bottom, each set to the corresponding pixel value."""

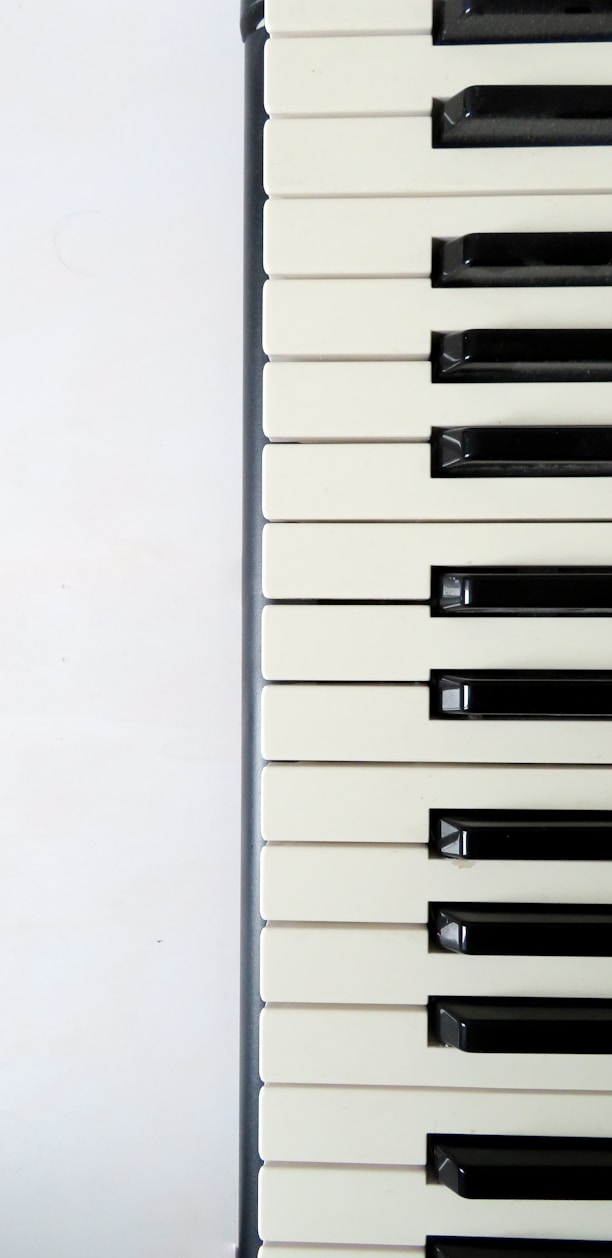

left=238, top=23, right=267, bottom=1258
left=241, top=0, right=264, bottom=40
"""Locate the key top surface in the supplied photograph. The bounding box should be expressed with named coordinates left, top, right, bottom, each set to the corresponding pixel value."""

left=433, top=233, right=612, bottom=288
left=434, top=0, right=612, bottom=44
left=430, top=1134, right=612, bottom=1198
left=434, top=671, right=612, bottom=718
left=431, top=996, right=612, bottom=1053
left=434, top=86, right=612, bottom=148
left=431, top=903, right=612, bottom=955
left=433, top=570, right=612, bottom=615
left=430, top=809, right=612, bottom=858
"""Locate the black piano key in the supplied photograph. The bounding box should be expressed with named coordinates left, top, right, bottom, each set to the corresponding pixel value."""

left=433, top=1, right=612, bottom=45
left=428, top=1134, right=612, bottom=1199
left=431, top=329, right=612, bottom=384
left=430, top=903, right=612, bottom=955
left=433, top=86, right=612, bottom=149
left=430, top=809, right=612, bottom=859
left=430, top=996, right=612, bottom=1053
left=428, top=1241, right=612, bottom=1258
left=433, top=233, right=612, bottom=288
left=432, top=427, right=612, bottom=476
left=431, top=671, right=612, bottom=719
left=432, top=569, right=612, bottom=615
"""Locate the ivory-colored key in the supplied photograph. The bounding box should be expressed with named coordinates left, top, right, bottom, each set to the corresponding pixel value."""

left=259, top=1165, right=612, bottom=1246
left=263, top=522, right=612, bottom=601
left=265, top=37, right=612, bottom=118
left=262, top=607, right=612, bottom=680
left=263, top=445, right=612, bottom=522
left=265, top=117, right=612, bottom=197
left=260, top=1005, right=612, bottom=1093
left=263, top=279, right=612, bottom=360
left=265, top=194, right=612, bottom=278
left=262, top=684, right=612, bottom=765
left=265, top=0, right=432, bottom=36
left=264, top=363, right=612, bottom=441
left=262, top=763, right=612, bottom=845
left=261, top=924, right=612, bottom=1003
left=261, top=845, right=612, bottom=923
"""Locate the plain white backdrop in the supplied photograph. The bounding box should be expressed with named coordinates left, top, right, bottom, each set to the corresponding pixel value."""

left=0, top=2, right=242, bottom=1253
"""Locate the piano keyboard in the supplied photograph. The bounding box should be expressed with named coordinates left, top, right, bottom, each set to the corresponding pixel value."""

left=240, top=3, right=612, bottom=1257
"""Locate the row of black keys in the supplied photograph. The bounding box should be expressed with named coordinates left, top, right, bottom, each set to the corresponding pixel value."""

left=434, top=2, right=612, bottom=45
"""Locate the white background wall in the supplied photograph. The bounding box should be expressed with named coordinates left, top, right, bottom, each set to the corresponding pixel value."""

left=0, top=2, right=242, bottom=1253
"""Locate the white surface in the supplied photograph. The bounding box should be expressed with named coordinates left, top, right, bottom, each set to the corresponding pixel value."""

left=262, top=443, right=612, bottom=522
left=264, top=363, right=612, bottom=441
left=265, top=0, right=432, bottom=35
left=262, top=763, right=612, bottom=844
left=263, top=521, right=612, bottom=599
left=260, top=1005, right=612, bottom=1093
left=263, top=278, right=612, bottom=358
left=265, top=117, right=612, bottom=196
left=265, top=194, right=612, bottom=277
left=259, top=1164, right=612, bottom=1246
left=265, top=36, right=612, bottom=116
left=0, top=3, right=241, bottom=1255
left=262, top=684, right=612, bottom=764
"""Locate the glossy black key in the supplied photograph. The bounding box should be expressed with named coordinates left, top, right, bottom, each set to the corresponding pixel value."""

left=433, top=86, right=612, bottom=149
left=428, top=1243, right=612, bottom=1258
left=430, top=903, right=612, bottom=955
left=431, top=329, right=612, bottom=383
left=432, top=569, right=612, bottom=615
left=433, top=234, right=612, bottom=288
left=434, top=0, right=612, bottom=44
left=430, top=809, right=612, bottom=859
left=432, top=671, right=612, bottom=718
left=432, top=427, right=612, bottom=476
left=428, top=1134, right=612, bottom=1199
left=430, top=996, right=612, bottom=1053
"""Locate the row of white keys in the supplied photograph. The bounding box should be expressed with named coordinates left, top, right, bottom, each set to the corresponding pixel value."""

left=266, top=0, right=433, bottom=37
left=260, top=1004, right=612, bottom=1093
left=260, top=1086, right=612, bottom=1164
left=265, top=194, right=612, bottom=279
left=261, top=924, right=612, bottom=1002
left=265, top=117, right=612, bottom=196
left=264, top=280, right=612, bottom=359
left=264, top=363, right=612, bottom=441
left=259, top=1165, right=612, bottom=1247
left=263, top=522, right=612, bottom=600
left=261, top=845, right=612, bottom=921
left=265, top=36, right=612, bottom=118
left=262, top=685, right=612, bottom=764
left=262, top=608, right=612, bottom=680
left=262, top=763, right=612, bottom=843
left=263, top=444, right=612, bottom=522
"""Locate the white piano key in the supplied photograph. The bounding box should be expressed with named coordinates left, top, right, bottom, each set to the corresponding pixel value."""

left=263, top=279, right=612, bottom=360
left=265, top=117, right=612, bottom=198
left=262, top=763, right=612, bottom=845
left=262, top=522, right=612, bottom=601
left=265, top=0, right=432, bottom=36
left=259, top=1165, right=612, bottom=1247
left=264, top=194, right=612, bottom=279
left=263, top=362, right=612, bottom=442
left=260, top=1005, right=612, bottom=1093
left=260, top=924, right=612, bottom=1003
left=263, top=444, right=612, bottom=523
left=265, top=37, right=612, bottom=119
left=261, top=845, right=612, bottom=923
left=260, top=1085, right=612, bottom=1166
left=259, top=1251, right=421, bottom=1258
left=262, top=606, right=612, bottom=681
left=261, top=684, right=612, bottom=765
